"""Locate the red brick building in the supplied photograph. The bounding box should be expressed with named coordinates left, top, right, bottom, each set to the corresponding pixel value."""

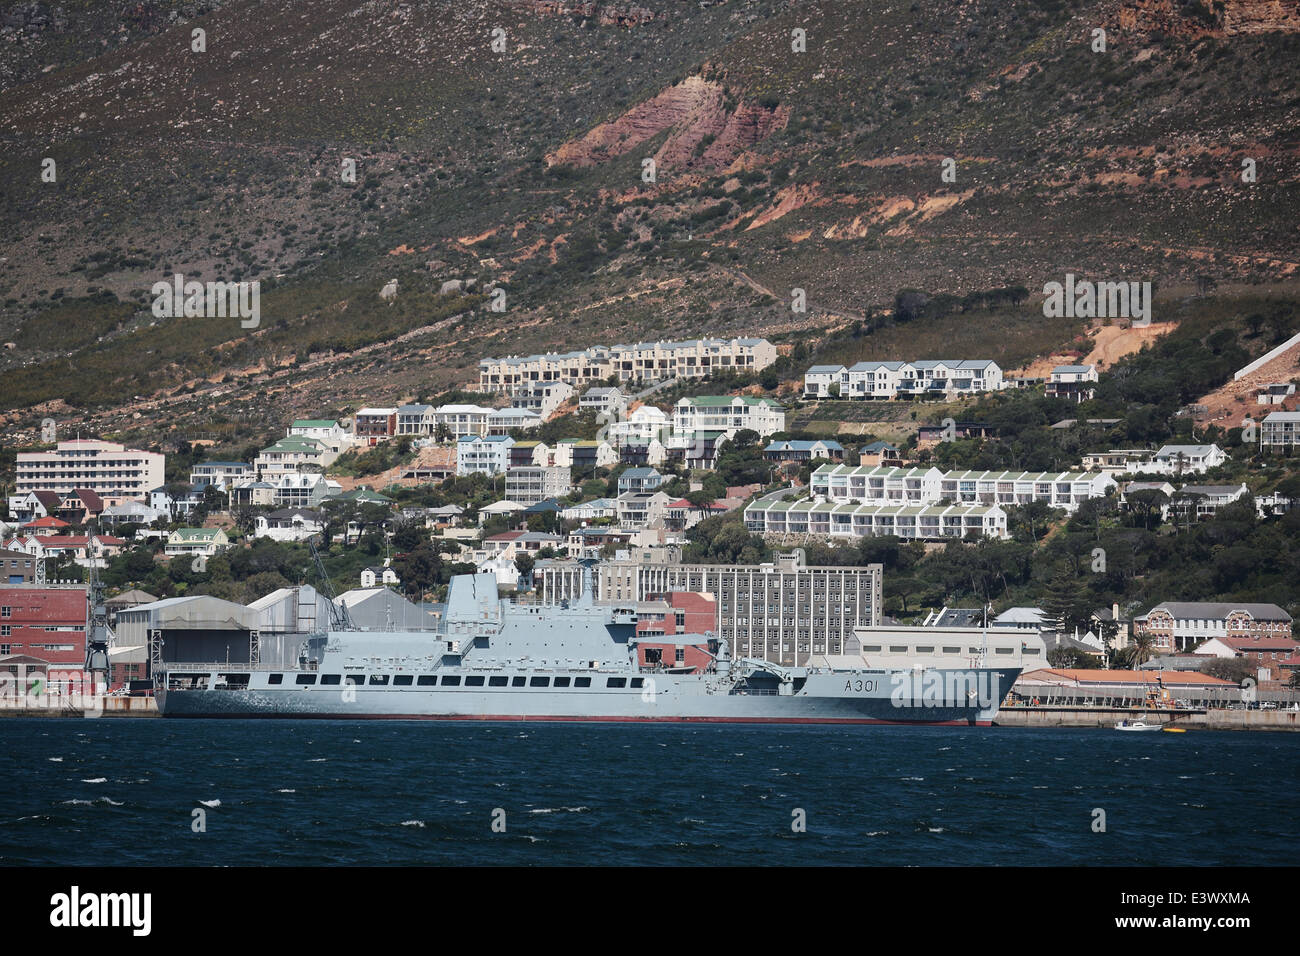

left=635, top=591, right=716, bottom=673
left=0, top=585, right=87, bottom=668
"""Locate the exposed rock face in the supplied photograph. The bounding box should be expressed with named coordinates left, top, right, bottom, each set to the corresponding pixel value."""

left=547, top=75, right=787, bottom=174
left=520, top=1, right=656, bottom=27
left=1118, top=0, right=1300, bottom=36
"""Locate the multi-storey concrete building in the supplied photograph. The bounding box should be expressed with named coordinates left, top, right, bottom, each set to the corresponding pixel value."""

left=1261, top=411, right=1300, bottom=451
left=744, top=497, right=1009, bottom=541
left=579, top=387, right=627, bottom=418
left=511, top=381, right=573, bottom=420
left=673, top=396, right=785, bottom=438
left=190, top=461, right=254, bottom=491
left=809, top=464, right=1116, bottom=513
left=254, top=437, right=337, bottom=480
left=11, top=440, right=164, bottom=509
left=536, top=550, right=883, bottom=668
left=479, top=338, right=777, bottom=392
left=395, top=404, right=434, bottom=436
left=802, top=360, right=1003, bottom=401
left=504, top=466, right=571, bottom=505
left=456, top=435, right=514, bottom=476
left=1127, top=444, right=1227, bottom=476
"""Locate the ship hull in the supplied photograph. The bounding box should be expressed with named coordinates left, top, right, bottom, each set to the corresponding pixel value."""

left=156, top=667, right=1019, bottom=726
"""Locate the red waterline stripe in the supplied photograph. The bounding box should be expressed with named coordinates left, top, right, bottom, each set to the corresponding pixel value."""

left=164, top=712, right=990, bottom=726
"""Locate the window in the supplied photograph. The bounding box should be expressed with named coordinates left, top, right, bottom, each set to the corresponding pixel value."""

left=529, top=676, right=550, bottom=687
left=575, top=677, right=592, bottom=688
left=296, top=674, right=317, bottom=686
left=1, top=607, right=9, bottom=618
left=346, top=674, right=365, bottom=686
left=465, top=675, right=485, bottom=686
left=942, top=646, right=961, bottom=655
left=368, top=675, right=389, bottom=685
left=889, top=646, right=908, bottom=653
left=861, top=645, right=882, bottom=653
left=630, top=678, right=644, bottom=689
left=320, top=674, right=342, bottom=685
left=417, top=675, right=437, bottom=686
left=268, top=673, right=284, bottom=684
left=554, top=676, right=571, bottom=687
left=441, top=675, right=462, bottom=686
left=606, top=677, right=627, bottom=688
left=393, top=675, right=414, bottom=686
left=489, top=676, right=508, bottom=687
left=512, top=676, right=526, bottom=687
left=0, top=626, right=8, bottom=637
left=995, top=647, right=1015, bottom=655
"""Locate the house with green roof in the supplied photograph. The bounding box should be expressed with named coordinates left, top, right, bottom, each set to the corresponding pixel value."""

left=164, top=527, right=230, bottom=558
left=254, top=436, right=340, bottom=480
left=673, top=395, right=785, bottom=438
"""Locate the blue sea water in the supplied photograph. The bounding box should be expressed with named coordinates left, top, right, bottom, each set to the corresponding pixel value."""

left=1, top=720, right=1296, bottom=866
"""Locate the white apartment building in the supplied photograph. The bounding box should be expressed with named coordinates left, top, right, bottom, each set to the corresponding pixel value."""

left=504, top=466, right=571, bottom=505
left=511, top=381, right=574, bottom=420
left=1261, top=411, right=1300, bottom=450
left=12, top=439, right=165, bottom=508
left=579, top=387, right=627, bottom=418
left=606, top=405, right=671, bottom=445
left=254, top=437, right=338, bottom=480
left=432, top=404, right=491, bottom=438
left=809, top=464, right=1116, bottom=513
left=843, top=361, right=907, bottom=399
left=456, top=435, right=514, bottom=476
left=802, top=360, right=1003, bottom=400
left=744, top=497, right=1009, bottom=541
left=479, top=338, right=777, bottom=391
left=485, top=407, right=542, bottom=434
left=673, top=396, right=786, bottom=437
left=396, top=404, right=434, bottom=436
left=804, top=365, right=846, bottom=398
left=1128, top=444, right=1227, bottom=476
left=288, top=419, right=355, bottom=453
left=190, top=461, right=253, bottom=491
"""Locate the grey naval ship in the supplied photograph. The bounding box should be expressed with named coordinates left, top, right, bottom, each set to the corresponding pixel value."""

left=156, top=571, right=1021, bottom=725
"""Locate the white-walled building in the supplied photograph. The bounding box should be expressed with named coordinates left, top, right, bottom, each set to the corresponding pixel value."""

left=673, top=396, right=785, bottom=437
left=511, top=381, right=573, bottom=420
left=254, top=437, right=338, bottom=480
left=1128, top=444, right=1227, bottom=476
left=744, top=497, right=1008, bottom=540
left=580, top=387, right=627, bottom=418
left=504, top=466, right=571, bottom=505
left=809, top=464, right=1116, bottom=513
left=802, top=360, right=1003, bottom=401
left=253, top=508, right=325, bottom=543
left=1261, top=411, right=1300, bottom=450
left=190, top=461, right=253, bottom=491
left=606, top=405, right=671, bottom=445
left=480, top=338, right=776, bottom=391
left=456, top=435, right=514, bottom=476
left=1046, top=365, right=1099, bottom=404
left=12, top=439, right=165, bottom=508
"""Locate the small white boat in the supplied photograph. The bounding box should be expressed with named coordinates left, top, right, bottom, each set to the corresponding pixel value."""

left=1114, top=719, right=1162, bottom=732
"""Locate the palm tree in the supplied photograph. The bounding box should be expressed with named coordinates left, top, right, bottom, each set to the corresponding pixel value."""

left=1117, top=632, right=1156, bottom=669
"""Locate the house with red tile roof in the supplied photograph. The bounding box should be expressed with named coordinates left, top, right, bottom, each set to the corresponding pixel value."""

left=1193, top=635, right=1300, bottom=685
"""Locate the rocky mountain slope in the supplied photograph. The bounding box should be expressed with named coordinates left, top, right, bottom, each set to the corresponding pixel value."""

left=0, top=0, right=1297, bottom=446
